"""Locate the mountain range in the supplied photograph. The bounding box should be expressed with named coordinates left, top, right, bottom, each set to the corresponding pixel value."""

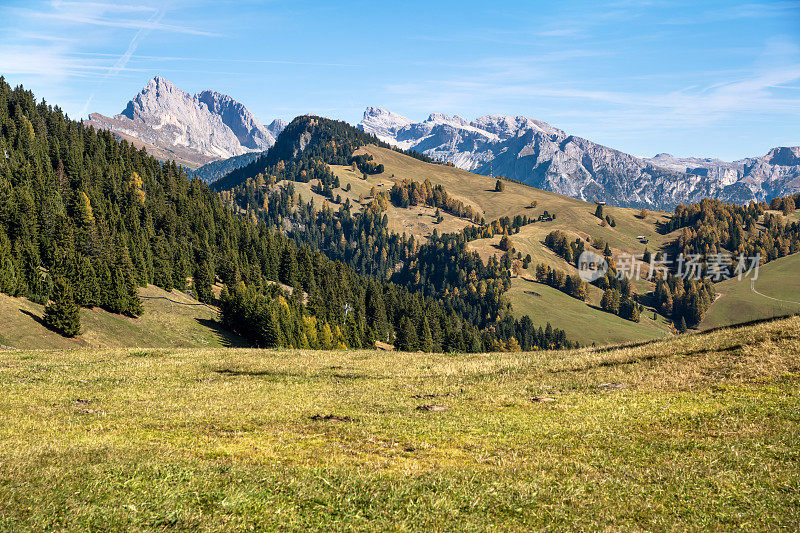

left=358, top=107, right=800, bottom=209
left=84, top=78, right=799, bottom=209
left=87, top=76, right=284, bottom=169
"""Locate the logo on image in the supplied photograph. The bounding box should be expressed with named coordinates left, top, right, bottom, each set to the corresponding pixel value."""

left=577, top=251, right=608, bottom=282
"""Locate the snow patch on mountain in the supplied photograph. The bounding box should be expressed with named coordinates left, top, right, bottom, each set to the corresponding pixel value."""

left=358, top=106, right=800, bottom=208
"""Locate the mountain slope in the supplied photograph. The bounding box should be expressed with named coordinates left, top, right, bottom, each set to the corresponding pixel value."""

left=87, top=77, right=284, bottom=169
left=209, top=116, right=799, bottom=344
left=359, top=107, right=800, bottom=208
left=700, top=252, right=800, bottom=330
left=209, top=116, right=677, bottom=345
left=2, top=83, right=536, bottom=353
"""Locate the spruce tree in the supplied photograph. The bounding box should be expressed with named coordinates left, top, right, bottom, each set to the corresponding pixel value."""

left=44, top=278, right=81, bottom=337
left=365, top=282, right=388, bottom=340
left=261, top=304, right=283, bottom=348
left=419, top=316, right=433, bottom=352
left=395, top=316, right=418, bottom=351
left=499, top=234, right=512, bottom=252
left=72, top=256, right=99, bottom=307
left=193, top=263, right=214, bottom=303
left=0, top=239, right=16, bottom=294
left=279, top=246, right=297, bottom=286
left=318, top=322, right=333, bottom=349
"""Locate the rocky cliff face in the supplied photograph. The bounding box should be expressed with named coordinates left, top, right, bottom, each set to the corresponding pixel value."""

left=359, top=107, right=800, bottom=209
left=643, top=147, right=800, bottom=205
left=195, top=89, right=276, bottom=151
left=88, top=77, right=284, bottom=169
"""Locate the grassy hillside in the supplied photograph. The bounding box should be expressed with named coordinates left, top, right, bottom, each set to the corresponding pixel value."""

left=700, top=252, right=800, bottom=330
left=507, top=277, right=672, bottom=345
left=0, top=285, right=244, bottom=350
left=358, top=145, right=674, bottom=252
left=1, top=317, right=797, bottom=530
left=337, top=145, right=678, bottom=341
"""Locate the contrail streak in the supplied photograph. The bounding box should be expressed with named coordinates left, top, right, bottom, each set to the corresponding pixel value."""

left=80, top=3, right=167, bottom=118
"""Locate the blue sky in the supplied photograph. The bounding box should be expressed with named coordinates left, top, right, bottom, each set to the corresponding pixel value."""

left=1, top=0, right=798, bottom=160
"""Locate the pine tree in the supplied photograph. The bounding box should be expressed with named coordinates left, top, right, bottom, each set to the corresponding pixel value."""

left=43, top=278, right=81, bottom=337
left=395, top=316, right=418, bottom=351
left=419, top=316, right=433, bottom=352
left=364, top=327, right=375, bottom=348
left=601, top=289, right=621, bottom=315
left=563, top=244, right=573, bottom=264
left=193, top=263, right=214, bottom=303
left=72, top=255, right=99, bottom=307
left=0, top=237, right=16, bottom=294
left=261, top=304, right=283, bottom=347
left=687, top=288, right=703, bottom=327
left=365, top=282, right=389, bottom=341
left=279, top=245, right=297, bottom=286
left=499, top=233, right=512, bottom=251
left=620, top=296, right=639, bottom=322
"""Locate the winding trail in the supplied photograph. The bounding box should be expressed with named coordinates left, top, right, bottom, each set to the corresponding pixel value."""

left=140, top=295, right=217, bottom=313
left=751, top=280, right=800, bottom=306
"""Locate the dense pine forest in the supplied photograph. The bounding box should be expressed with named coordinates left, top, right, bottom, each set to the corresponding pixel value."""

left=0, top=80, right=574, bottom=351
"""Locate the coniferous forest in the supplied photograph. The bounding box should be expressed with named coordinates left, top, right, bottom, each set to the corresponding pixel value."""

left=0, top=79, right=575, bottom=351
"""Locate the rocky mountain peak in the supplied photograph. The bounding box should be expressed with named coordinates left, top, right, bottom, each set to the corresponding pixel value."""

left=358, top=107, right=413, bottom=146
left=195, top=89, right=274, bottom=151
left=765, top=146, right=800, bottom=166
left=266, top=119, right=287, bottom=137
left=358, top=106, right=800, bottom=208
left=89, top=76, right=283, bottom=168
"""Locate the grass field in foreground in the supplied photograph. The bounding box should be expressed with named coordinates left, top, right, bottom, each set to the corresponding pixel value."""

left=701, top=252, right=800, bottom=330
left=1, top=317, right=798, bottom=530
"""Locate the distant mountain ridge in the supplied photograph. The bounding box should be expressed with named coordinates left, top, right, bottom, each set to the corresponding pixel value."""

left=359, top=107, right=800, bottom=209
left=87, top=77, right=285, bottom=169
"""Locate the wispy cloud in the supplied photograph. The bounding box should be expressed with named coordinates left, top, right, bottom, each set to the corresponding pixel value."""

left=79, top=4, right=168, bottom=116
left=35, top=12, right=219, bottom=37
left=662, top=1, right=800, bottom=25
left=71, top=52, right=358, bottom=68
left=0, top=0, right=222, bottom=117
left=6, top=1, right=220, bottom=37
left=381, top=38, right=800, bottom=142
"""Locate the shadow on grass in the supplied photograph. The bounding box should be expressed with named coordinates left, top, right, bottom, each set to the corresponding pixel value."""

left=215, top=368, right=296, bottom=378
left=195, top=318, right=251, bottom=348
left=20, top=309, right=46, bottom=327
